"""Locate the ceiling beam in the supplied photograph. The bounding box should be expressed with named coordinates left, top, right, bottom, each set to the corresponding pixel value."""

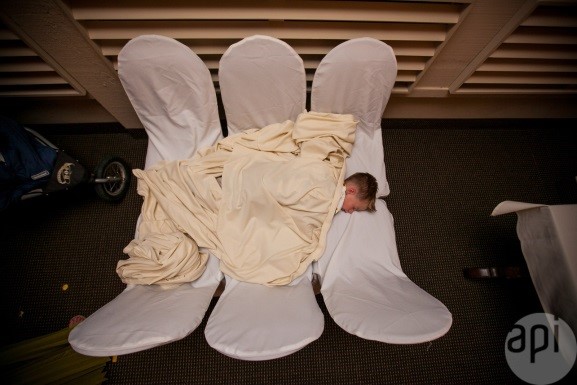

left=0, top=0, right=142, bottom=128
left=410, top=0, right=538, bottom=97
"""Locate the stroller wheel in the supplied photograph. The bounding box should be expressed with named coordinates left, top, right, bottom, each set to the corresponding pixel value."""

left=93, top=156, right=131, bottom=202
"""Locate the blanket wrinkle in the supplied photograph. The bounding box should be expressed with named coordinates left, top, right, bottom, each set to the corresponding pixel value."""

left=118, top=231, right=208, bottom=289
left=117, top=111, right=357, bottom=287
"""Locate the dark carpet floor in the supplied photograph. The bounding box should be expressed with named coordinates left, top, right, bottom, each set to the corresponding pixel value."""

left=1, top=119, right=576, bottom=384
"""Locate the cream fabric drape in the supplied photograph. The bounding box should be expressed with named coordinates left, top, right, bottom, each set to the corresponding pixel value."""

left=117, top=111, right=356, bottom=287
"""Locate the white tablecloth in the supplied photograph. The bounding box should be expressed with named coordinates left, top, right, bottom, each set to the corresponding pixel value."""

left=492, top=201, right=577, bottom=337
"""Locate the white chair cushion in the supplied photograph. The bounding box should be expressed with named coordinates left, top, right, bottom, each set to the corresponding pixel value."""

left=205, top=268, right=324, bottom=361
left=69, top=255, right=222, bottom=356
left=320, top=200, right=453, bottom=343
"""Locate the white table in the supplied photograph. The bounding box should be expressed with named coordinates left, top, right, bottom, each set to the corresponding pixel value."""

left=492, top=201, right=577, bottom=338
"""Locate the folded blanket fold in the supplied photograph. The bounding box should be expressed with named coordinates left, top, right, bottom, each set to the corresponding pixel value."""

left=119, top=232, right=208, bottom=289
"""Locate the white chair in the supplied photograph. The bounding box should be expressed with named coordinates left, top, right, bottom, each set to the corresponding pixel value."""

left=312, top=37, right=452, bottom=344
left=68, top=35, right=224, bottom=356
left=204, top=35, right=325, bottom=360
left=218, top=35, right=306, bottom=135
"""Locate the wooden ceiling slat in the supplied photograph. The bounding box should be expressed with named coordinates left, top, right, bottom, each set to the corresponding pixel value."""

left=466, top=72, right=577, bottom=85
left=69, top=0, right=463, bottom=24
left=0, top=74, right=68, bottom=85
left=478, top=59, right=577, bottom=73
left=81, top=21, right=449, bottom=42
left=491, top=44, right=577, bottom=60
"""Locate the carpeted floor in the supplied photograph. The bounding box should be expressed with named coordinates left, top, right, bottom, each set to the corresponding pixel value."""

left=1, top=119, right=576, bottom=384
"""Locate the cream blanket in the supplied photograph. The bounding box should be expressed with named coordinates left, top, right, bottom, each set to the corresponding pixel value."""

left=117, top=111, right=356, bottom=287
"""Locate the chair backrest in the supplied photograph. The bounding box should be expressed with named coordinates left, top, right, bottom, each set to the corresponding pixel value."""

left=218, top=35, right=306, bottom=135
left=311, top=38, right=397, bottom=197
left=118, top=35, right=223, bottom=169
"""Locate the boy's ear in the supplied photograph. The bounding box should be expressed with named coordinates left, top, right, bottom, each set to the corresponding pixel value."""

left=346, top=184, right=357, bottom=194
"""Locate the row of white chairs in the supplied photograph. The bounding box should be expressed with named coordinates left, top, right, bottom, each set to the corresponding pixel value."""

left=69, top=34, right=452, bottom=361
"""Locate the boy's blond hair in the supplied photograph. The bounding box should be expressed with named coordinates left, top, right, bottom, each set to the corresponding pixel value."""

left=344, top=172, right=378, bottom=212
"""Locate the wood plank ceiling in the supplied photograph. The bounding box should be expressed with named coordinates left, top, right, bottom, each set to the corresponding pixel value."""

left=1, top=0, right=576, bottom=127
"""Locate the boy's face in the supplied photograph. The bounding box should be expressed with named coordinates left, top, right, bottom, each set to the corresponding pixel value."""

left=341, top=183, right=369, bottom=214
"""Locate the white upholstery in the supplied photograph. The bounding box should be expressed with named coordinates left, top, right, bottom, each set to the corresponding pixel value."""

left=204, top=35, right=323, bottom=360
left=69, top=35, right=224, bottom=356
left=69, top=256, right=222, bottom=356
left=312, top=38, right=453, bottom=343
left=70, top=35, right=452, bottom=358
left=311, top=38, right=395, bottom=198
left=118, top=34, right=223, bottom=169
left=205, top=266, right=324, bottom=361
left=219, top=35, right=306, bottom=135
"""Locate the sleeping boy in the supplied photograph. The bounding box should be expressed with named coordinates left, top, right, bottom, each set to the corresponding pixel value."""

left=338, top=172, right=378, bottom=214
